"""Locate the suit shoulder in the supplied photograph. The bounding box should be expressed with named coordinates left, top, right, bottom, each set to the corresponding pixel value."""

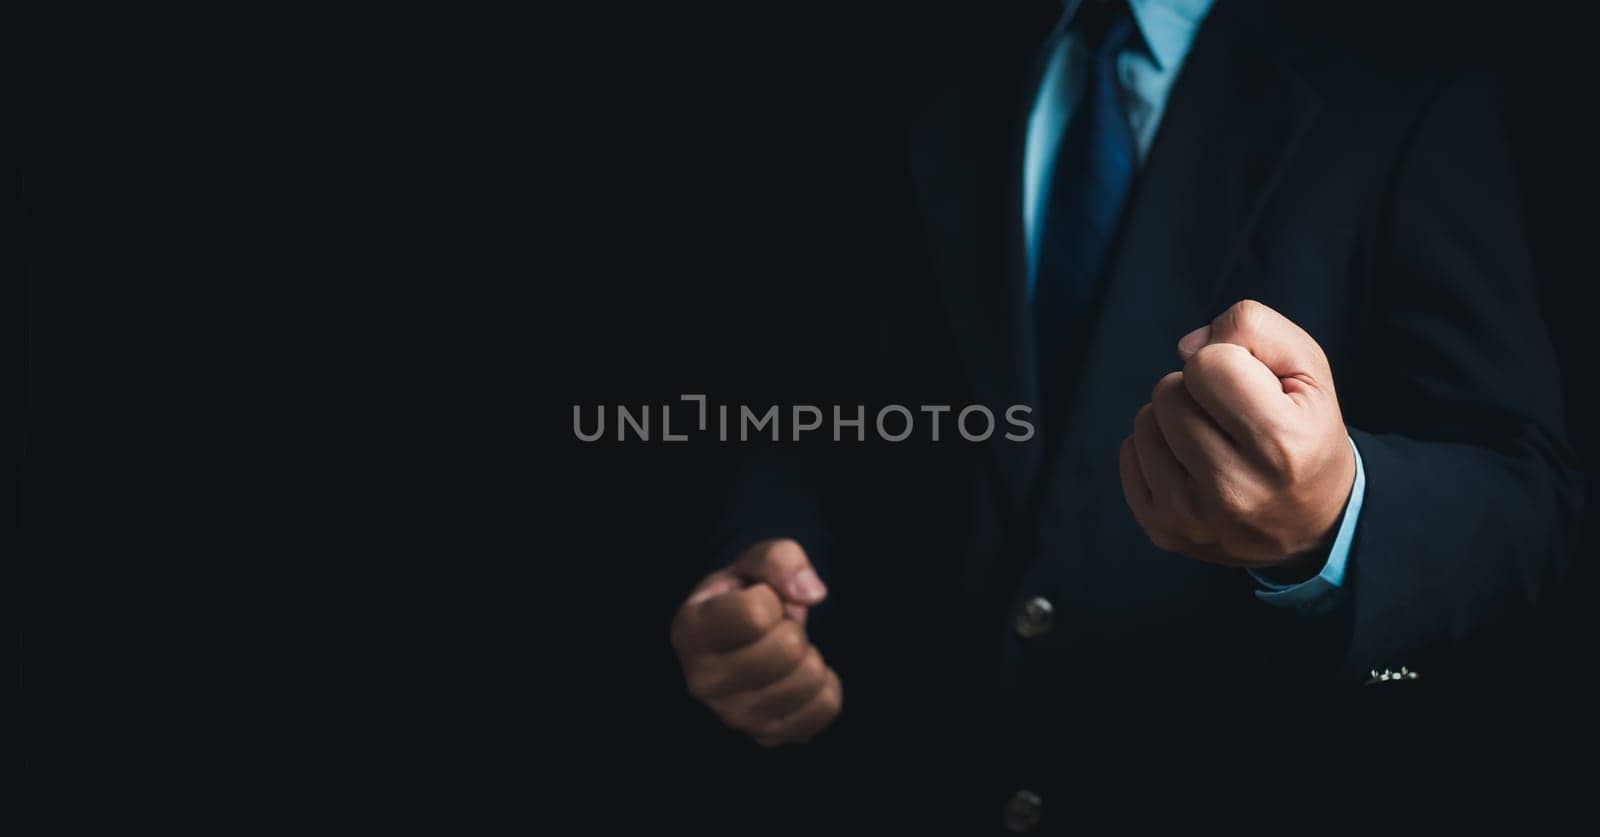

left=1240, top=0, right=1496, bottom=115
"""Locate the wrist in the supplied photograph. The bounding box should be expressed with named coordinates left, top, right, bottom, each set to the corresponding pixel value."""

left=1259, top=436, right=1356, bottom=584
left=1254, top=549, right=1327, bottom=585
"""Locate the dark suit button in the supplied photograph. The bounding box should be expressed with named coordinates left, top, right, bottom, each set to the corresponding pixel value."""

left=1004, top=789, right=1042, bottom=832
left=1013, top=596, right=1054, bottom=639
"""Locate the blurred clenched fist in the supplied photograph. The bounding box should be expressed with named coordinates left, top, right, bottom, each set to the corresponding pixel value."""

left=1118, top=300, right=1357, bottom=577
left=670, top=538, right=842, bottom=748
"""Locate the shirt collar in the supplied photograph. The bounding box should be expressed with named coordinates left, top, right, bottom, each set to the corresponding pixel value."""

left=1065, top=0, right=1215, bottom=71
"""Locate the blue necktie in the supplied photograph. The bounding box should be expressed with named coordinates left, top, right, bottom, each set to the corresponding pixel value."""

left=1033, top=0, right=1138, bottom=416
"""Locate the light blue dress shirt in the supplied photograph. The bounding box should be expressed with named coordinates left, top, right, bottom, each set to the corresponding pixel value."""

left=1023, top=0, right=1361, bottom=612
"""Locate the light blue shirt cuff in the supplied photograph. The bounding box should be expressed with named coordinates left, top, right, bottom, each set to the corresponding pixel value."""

left=1249, top=435, right=1364, bottom=615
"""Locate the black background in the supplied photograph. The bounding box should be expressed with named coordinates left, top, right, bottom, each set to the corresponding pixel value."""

left=16, top=1, right=1597, bottom=827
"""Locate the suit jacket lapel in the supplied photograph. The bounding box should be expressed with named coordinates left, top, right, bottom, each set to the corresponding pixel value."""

left=904, top=5, right=1060, bottom=518
left=1041, top=1, right=1325, bottom=496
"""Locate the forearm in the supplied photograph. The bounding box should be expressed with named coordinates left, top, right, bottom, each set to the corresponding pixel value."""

left=708, top=444, right=831, bottom=578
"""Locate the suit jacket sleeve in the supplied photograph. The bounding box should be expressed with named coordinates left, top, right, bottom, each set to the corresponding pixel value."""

left=1333, top=71, right=1583, bottom=684
left=704, top=444, right=832, bottom=582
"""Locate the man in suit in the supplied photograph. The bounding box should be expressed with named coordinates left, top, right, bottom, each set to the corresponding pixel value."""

left=665, top=0, right=1580, bottom=829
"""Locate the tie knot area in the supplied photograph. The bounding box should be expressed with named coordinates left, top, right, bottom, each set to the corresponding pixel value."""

left=1073, top=0, right=1136, bottom=60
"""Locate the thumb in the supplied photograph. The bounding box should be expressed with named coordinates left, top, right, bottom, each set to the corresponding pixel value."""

left=1178, top=299, right=1329, bottom=381
left=731, top=538, right=827, bottom=607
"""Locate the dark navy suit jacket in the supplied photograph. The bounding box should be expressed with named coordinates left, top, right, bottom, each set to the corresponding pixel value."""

left=699, top=0, right=1581, bottom=829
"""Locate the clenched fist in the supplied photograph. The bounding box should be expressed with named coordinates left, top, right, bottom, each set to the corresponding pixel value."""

left=670, top=538, right=843, bottom=748
left=1119, top=300, right=1357, bottom=578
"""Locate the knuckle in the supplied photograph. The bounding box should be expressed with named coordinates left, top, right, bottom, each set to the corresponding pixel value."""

left=732, top=598, right=764, bottom=632
left=1313, top=344, right=1333, bottom=376
left=737, top=592, right=779, bottom=633
left=1173, top=503, right=1216, bottom=544
left=670, top=600, right=711, bottom=651
left=685, top=667, right=720, bottom=701
left=1133, top=403, right=1158, bottom=434
left=735, top=707, right=767, bottom=732
left=764, top=538, right=805, bottom=567
left=1187, top=343, right=1224, bottom=372
left=1127, top=501, right=1154, bottom=531
left=1227, top=299, right=1268, bottom=336
left=1188, top=342, right=1248, bottom=376
left=1151, top=371, right=1184, bottom=404
left=1146, top=528, right=1181, bottom=552
left=1212, top=478, right=1257, bottom=518
left=752, top=714, right=787, bottom=741
left=798, top=649, right=827, bottom=686
left=1179, top=519, right=1214, bottom=547
left=1259, top=433, right=1298, bottom=478
left=668, top=613, right=692, bottom=654
left=820, top=680, right=843, bottom=716
left=1193, top=463, right=1229, bottom=498
left=772, top=621, right=809, bottom=667
left=712, top=704, right=741, bottom=730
